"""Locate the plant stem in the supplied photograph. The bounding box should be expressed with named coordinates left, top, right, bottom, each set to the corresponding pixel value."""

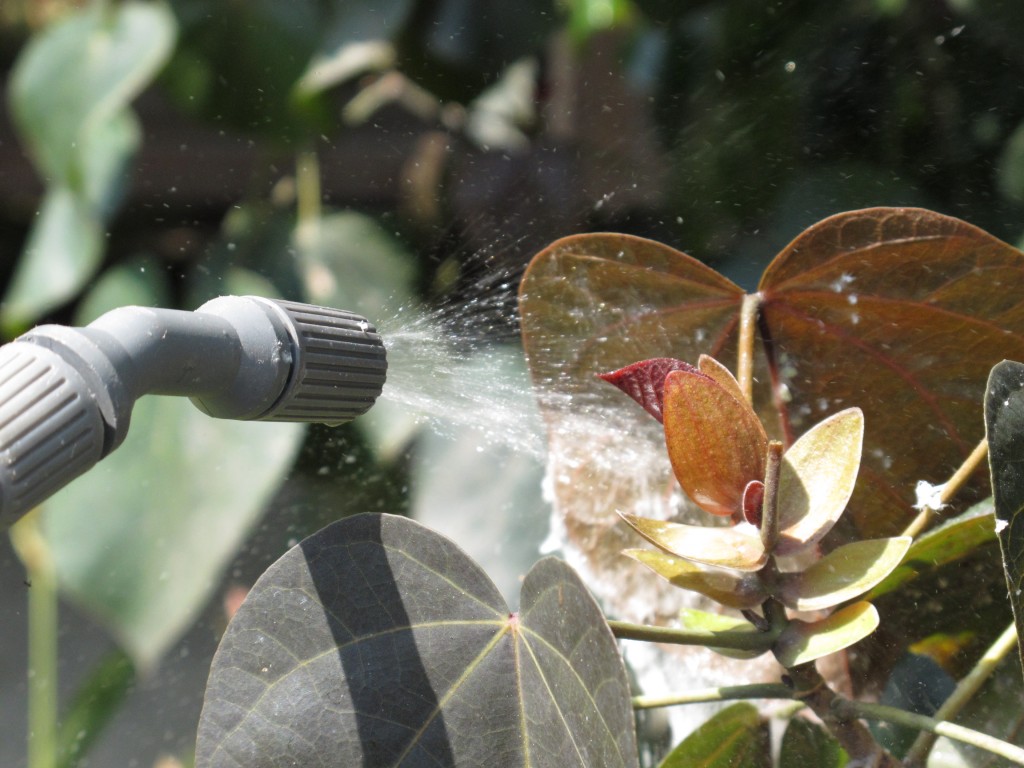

left=607, top=620, right=776, bottom=650
left=11, top=513, right=59, bottom=768
left=632, top=683, right=793, bottom=709
left=903, top=621, right=1019, bottom=767
left=760, top=441, right=783, bottom=552
left=902, top=437, right=988, bottom=538
left=737, top=292, right=762, bottom=404
left=785, top=662, right=900, bottom=767
left=833, top=698, right=1024, bottom=766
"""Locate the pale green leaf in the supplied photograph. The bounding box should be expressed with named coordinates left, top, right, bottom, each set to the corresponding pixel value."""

left=620, top=514, right=768, bottom=572
left=776, top=408, right=864, bottom=555
left=777, top=537, right=912, bottom=611
left=624, top=549, right=767, bottom=608
left=678, top=608, right=768, bottom=659
left=773, top=601, right=879, bottom=668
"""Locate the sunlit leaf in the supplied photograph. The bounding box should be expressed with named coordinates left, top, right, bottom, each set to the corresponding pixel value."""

left=776, top=408, right=864, bottom=555
left=776, top=537, right=911, bottom=611
left=623, top=549, right=767, bottom=609
left=985, top=359, right=1024, bottom=672
left=779, top=718, right=847, bottom=768
left=196, top=514, right=639, bottom=768
left=663, top=368, right=768, bottom=517
left=620, top=514, right=767, bottom=572
left=678, top=608, right=768, bottom=660
left=697, top=354, right=748, bottom=406
left=759, top=208, right=1024, bottom=539
left=519, top=232, right=745, bottom=618
left=864, top=499, right=996, bottom=601
left=773, top=602, right=880, bottom=668
left=519, top=209, right=1024, bottom=626
left=657, top=702, right=770, bottom=768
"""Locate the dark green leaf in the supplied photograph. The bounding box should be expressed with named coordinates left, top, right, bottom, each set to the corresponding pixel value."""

left=779, top=718, right=846, bottom=768
left=657, top=702, right=770, bottom=768
left=196, top=513, right=638, bottom=768
left=985, top=359, right=1024, bottom=673
left=57, top=651, right=135, bottom=768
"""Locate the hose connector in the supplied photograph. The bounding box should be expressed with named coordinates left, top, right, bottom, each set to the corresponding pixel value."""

left=0, top=296, right=386, bottom=527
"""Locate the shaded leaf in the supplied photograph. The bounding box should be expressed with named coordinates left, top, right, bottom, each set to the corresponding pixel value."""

left=196, top=514, right=638, bottom=768
left=3, top=1, right=176, bottom=329
left=620, top=514, right=767, bottom=572
left=678, top=608, right=769, bottom=660
left=776, top=408, right=864, bottom=555
left=774, top=602, right=879, bottom=668
left=864, top=499, right=996, bottom=601
left=296, top=0, right=412, bottom=93
left=779, top=718, right=847, bottom=768
left=599, top=358, right=696, bottom=423
left=985, top=359, right=1024, bottom=672
left=663, top=368, right=768, bottom=517
left=657, top=702, right=770, bottom=768
left=623, top=549, right=767, bottom=609
left=57, top=651, right=135, bottom=768
left=777, top=537, right=911, bottom=611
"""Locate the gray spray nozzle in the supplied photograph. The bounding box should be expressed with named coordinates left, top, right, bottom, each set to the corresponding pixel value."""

left=0, top=296, right=387, bottom=527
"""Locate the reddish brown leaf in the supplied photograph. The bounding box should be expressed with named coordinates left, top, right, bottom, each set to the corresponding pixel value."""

left=759, top=207, right=1024, bottom=538
left=519, top=233, right=746, bottom=618
left=663, top=368, right=768, bottom=517
left=598, top=358, right=697, bottom=423
left=518, top=209, right=1024, bottom=625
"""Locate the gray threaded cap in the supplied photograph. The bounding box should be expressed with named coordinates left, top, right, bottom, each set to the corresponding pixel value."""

left=0, top=341, right=106, bottom=526
left=257, top=299, right=387, bottom=426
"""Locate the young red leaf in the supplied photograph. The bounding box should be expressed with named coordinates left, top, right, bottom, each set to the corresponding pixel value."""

left=599, top=358, right=697, bottom=423
left=663, top=369, right=768, bottom=517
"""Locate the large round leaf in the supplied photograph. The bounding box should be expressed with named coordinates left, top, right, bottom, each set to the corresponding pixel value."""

left=195, top=513, right=638, bottom=768
left=759, top=207, right=1024, bottom=537
left=518, top=233, right=746, bottom=619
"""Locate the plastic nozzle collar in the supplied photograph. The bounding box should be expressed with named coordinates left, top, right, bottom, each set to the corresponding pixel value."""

left=0, top=296, right=386, bottom=527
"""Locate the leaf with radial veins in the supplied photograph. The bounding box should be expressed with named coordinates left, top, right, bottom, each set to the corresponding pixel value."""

left=519, top=233, right=746, bottom=619
left=518, top=208, right=1024, bottom=624
left=195, top=514, right=638, bottom=768
left=759, top=208, right=1024, bottom=538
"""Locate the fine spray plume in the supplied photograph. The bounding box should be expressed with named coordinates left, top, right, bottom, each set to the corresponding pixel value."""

left=0, top=296, right=387, bottom=528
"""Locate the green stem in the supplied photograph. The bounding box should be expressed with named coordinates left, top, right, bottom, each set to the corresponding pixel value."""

left=737, top=292, right=761, bottom=404
left=295, top=148, right=322, bottom=229
left=608, top=620, right=776, bottom=650
left=903, top=622, right=1019, bottom=767
left=632, top=683, right=793, bottom=709
left=834, top=698, right=1024, bottom=766
left=11, top=514, right=59, bottom=768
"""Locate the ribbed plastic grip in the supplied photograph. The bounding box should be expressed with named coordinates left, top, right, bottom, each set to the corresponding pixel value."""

left=261, top=299, right=388, bottom=426
left=0, top=342, right=105, bottom=526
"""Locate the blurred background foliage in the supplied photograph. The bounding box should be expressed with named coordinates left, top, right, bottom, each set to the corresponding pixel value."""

left=2, top=0, right=1024, bottom=765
